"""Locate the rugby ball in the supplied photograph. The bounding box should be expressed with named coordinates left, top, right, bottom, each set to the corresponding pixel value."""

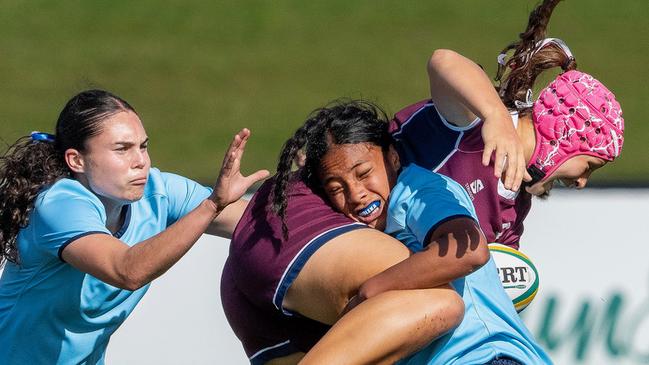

left=488, top=243, right=539, bottom=312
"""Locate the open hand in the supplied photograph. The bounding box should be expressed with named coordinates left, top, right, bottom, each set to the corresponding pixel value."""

left=210, top=128, right=270, bottom=211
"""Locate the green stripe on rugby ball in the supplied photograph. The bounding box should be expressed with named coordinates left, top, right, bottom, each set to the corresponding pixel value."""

left=488, top=243, right=539, bottom=311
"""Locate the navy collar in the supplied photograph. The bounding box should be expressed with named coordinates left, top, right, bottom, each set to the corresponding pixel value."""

left=112, top=204, right=132, bottom=238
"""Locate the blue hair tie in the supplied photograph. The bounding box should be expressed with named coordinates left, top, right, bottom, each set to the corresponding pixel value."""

left=30, top=131, right=56, bottom=143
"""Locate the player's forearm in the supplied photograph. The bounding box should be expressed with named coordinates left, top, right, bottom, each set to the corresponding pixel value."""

left=358, top=245, right=483, bottom=299
left=117, top=199, right=219, bottom=290
left=359, top=218, right=489, bottom=299
left=428, top=49, right=510, bottom=124
left=204, top=198, right=248, bottom=238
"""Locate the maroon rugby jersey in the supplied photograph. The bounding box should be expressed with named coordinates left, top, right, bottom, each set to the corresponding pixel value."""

left=390, top=100, right=532, bottom=249
left=221, top=176, right=364, bottom=364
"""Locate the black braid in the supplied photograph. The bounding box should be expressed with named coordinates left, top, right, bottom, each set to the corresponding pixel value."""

left=271, top=99, right=391, bottom=240
left=271, top=114, right=325, bottom=239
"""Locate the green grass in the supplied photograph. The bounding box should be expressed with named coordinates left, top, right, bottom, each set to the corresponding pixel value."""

left=1, top=0, right=647, bottom=185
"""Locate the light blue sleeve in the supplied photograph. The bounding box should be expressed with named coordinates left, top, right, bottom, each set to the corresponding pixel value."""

left=30, top=181, right=111, bottom=260
left=404, top=173, right=478, bottom=245
left=161, top=172, right=212, bottom=226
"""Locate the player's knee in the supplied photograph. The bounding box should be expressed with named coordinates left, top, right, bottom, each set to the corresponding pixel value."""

left=444, top=289, right=465, bottom=329
left=420, top=286, right=464, bottom=330
left=389, top=287, right=464, bottom=337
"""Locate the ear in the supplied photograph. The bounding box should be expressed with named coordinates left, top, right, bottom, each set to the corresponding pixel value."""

left=64, top=148, right=85, bottom=174
left=387, top=145, right=401, bottom=171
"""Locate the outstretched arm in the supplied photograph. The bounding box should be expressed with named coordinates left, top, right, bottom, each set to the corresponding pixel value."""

left=204, top=199, right=248, bottom=238
left=280, top=228, right=463, bottom=365
left=343, top=217, right=488, bottom=313
left=62, top=129, right=269, bottom=290
left=427, top=49, right=530, bottom=191
left=206, top=128, right=270, bottom=238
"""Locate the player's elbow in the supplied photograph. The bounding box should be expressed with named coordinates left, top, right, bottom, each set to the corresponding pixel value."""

left=96, top=271, right=147, bottom=291
left=460, top=223, right=489, bottom=272
left=115, top=266, right=153, bottom=291
left=121, top=278, right=148, bottom=291
left=115, top=276, right=148, bottom=291
left=471, top=232, right=490, bottom=269
left=431, top=217, right=489, bottom=276
left=427, top=49, right=461, bottom=75
left=453, top=244, right=488, bottom=279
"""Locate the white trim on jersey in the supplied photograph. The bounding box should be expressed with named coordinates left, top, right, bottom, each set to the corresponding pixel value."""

left=392, top=102, right=433, bottom=138
left=272, top=222, right=366, bottom=316
left=250, top=340, right=291, bottom=362
left=433, top=131, right=463, bottom=173
left=432, top=109, right=520, bottom=174
left=433, top=103, right=481, bottom=132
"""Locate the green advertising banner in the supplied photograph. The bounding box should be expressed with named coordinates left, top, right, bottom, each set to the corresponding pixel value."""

left=523, top=190, right=649, bottom=364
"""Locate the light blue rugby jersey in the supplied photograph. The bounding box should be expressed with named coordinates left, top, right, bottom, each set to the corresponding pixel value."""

left=0, top=168, right=211, bottom=365
left=388, top=165, right=552, bottom=365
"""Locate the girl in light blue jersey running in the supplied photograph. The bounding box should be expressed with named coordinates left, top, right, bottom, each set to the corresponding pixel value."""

left=0, top=89, right=268, bottom=364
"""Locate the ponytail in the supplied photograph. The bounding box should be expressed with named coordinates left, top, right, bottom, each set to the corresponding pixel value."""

left=272, top=115, right=322, bottom=239
left=495, top=0, right=576, bottom=112
left=1, top=89, right=136, bottom=265
left=0, top=136, right=69, bottom=265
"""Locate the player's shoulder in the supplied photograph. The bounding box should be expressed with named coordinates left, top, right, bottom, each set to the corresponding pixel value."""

left=31, top=178, right=107, bottom=232
left=400, top=164, right=456, bottom=187
left=392, top=99, right=433, bottom=123
left=391, top=100, right=443, bottom=134
left=392, top=165, right=448, bottom=207
left=250, top=174, right=331, bottom=214
left=36, top=178, right=101, bottom=210
left=398, top=165, right=472, bottom=208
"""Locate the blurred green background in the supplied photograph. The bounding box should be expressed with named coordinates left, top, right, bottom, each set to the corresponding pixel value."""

left=1, top=0, right=647, bottom=186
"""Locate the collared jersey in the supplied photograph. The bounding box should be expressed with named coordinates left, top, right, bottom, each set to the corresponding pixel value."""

left=0, top=168, right=211, bottom=364
left=388, top=165, right=551, bottom=365
left=390, top=100, right=533, bottom=248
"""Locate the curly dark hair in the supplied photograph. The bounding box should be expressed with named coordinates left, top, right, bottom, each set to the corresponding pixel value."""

left=495, top=0, right=577, bottom=114
left=271, top=99, right=393, bottom=239
left=0, top=89, right=135, bottom=265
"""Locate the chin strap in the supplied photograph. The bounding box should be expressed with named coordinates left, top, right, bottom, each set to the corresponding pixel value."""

left=526, top=165, right=546, bottom=186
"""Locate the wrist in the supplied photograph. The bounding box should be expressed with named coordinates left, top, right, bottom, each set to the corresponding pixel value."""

left=202, top=198, right=223, bottom=218
left=482, top=107, right=511, bottom=124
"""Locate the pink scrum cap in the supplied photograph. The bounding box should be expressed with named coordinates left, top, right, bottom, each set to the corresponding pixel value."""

left=527, top=70, right=625, bottom=184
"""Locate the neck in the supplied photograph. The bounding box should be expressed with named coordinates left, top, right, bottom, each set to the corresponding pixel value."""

left=75, top=174, right=126, bottom=234
left=99, top=197, right=127, bottom=234
left=517, top=113, right=537, bottom=166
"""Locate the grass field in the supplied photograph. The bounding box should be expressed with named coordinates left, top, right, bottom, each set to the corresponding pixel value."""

left=1, top=0, right=647, bottom=185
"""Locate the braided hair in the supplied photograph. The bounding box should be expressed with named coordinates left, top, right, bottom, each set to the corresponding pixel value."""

left=271, top=99, right=392, bottom=238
